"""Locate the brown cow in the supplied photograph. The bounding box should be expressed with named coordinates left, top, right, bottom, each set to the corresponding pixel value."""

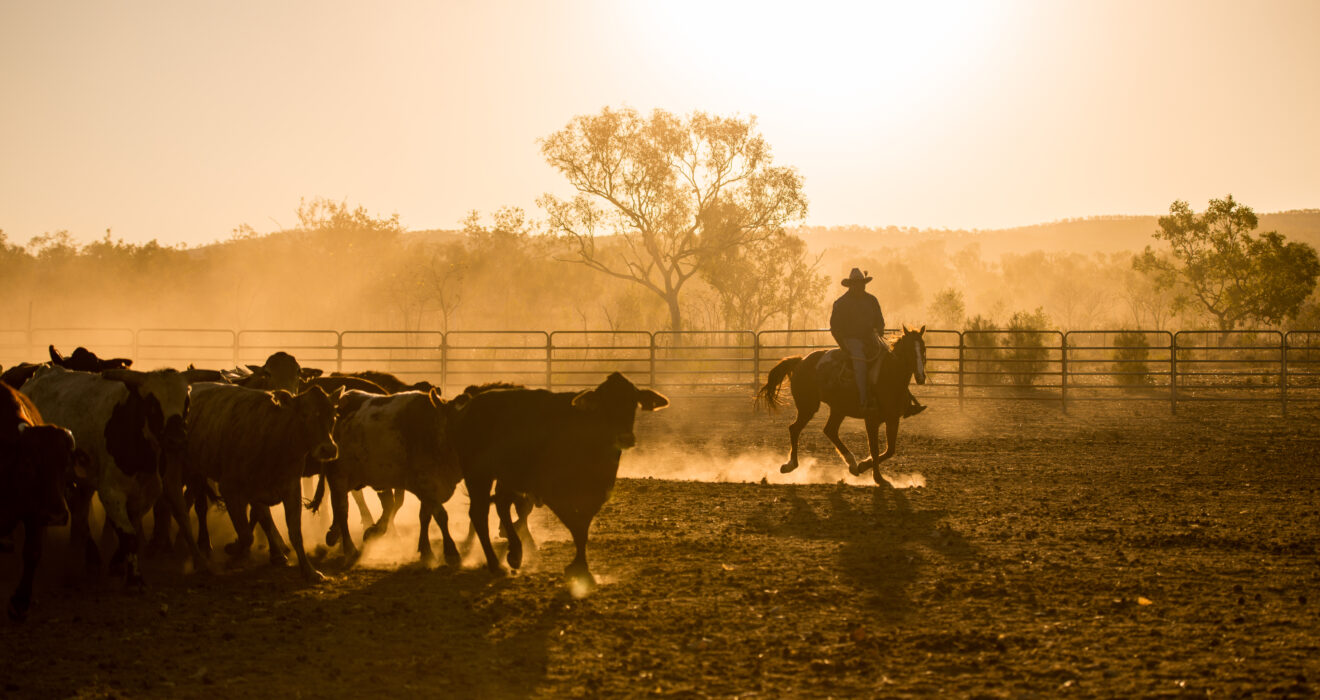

left=453, top=372, right=668, bottom=589
left=185, top=383, right=340, bottom=581
left=1, top=382, right=81, bottom=620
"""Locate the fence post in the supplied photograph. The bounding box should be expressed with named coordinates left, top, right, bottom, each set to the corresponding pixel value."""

left=958, top=332, right=965, bottom=411
left=335, top=332, right=344, bottom=374
left=752, top=331, right=762, bottom=391
left=545, top=333, right=553, bottom=391
left=232, top=331, right=241, bottom=368
left=439, top=333, right=448, bottom=395
left=1170, top=332, right=1178, bottom=415
left=1281, top=332, right=1289, bottom=417
left=649, top=332, right=657, bottom=388
left=1060, top=332, right=1068, bottom=415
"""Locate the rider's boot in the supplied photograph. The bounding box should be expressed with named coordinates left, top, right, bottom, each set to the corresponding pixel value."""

left=903, top=393, right=926, bottom=418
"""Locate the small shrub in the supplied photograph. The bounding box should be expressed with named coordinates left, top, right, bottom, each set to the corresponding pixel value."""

left=963, top=315, right=1001, bottom=385
left=1112, top=331, right=1151, bottom=385
left=1002, top=308, right=1051, bottom=386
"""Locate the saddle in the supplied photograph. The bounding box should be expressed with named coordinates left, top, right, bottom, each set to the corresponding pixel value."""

left=820, top=347, right=887, bottom=397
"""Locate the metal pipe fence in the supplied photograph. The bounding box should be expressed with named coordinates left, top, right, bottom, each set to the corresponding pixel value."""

left=2, top=326, right=1317, bottom=412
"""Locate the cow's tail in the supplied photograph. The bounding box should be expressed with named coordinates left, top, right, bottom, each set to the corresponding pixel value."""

left=756, top=356, right=803, bottom=413
left=306, top=474, right=327, bottom=513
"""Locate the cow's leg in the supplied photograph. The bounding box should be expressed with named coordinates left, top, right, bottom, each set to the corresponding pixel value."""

left=494, top=489, right=522, bottom=570
left=8, top=521, right=45, bottom=621
left=780, top=399, right=820, bottom=474
left=352, top=489, right=374, bottom=532
left=284, top=482, right=324, bottom=583
left=109, top=521, right=144, bottom=589
left=65, top=482, right=99, bottom=581
left=416, top=496, right=436, bottom=565
left=513, top=496, right=537, bottom=558
left=192, top=483, right=212, bottom=556
left=223, top=497, right=254, bottom=560
left=822, top=409, right=857, bottom=472
left=329, top=474, right=358, bottom=562
left=434, top=503, right=461, bottom=568
left=364, top=489, right=397, bottom=541
left=251, top=506, right=290, bottom=566
left=160, top=467, right=211, bottom=574
left=553, top=504, right=596, bottom=591
left=466, top=476, right=502, bottom=574
left=147, top=498, right=173, bottom=556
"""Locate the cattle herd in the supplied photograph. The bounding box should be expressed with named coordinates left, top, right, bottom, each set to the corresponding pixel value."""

left=0, top=345, right=668, bottom=621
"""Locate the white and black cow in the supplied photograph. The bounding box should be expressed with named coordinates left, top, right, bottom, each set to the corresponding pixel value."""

left=1, top=381, right=82, bottom=620
left=21, top=366, right=198, bottom=586
left=185, top=383, right=339, bottom=582
left=310, top=388, right=462, bottom=566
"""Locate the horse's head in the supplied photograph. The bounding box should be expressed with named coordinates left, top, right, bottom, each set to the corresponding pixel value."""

left=897, top=324, right=927, bottom=385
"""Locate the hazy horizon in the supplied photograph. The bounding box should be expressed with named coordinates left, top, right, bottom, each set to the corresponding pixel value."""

left=3, top=0, right=1318, bottom=247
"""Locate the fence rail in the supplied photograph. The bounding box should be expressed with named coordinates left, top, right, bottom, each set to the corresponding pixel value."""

left=2, top=327, right=1317, bottom=413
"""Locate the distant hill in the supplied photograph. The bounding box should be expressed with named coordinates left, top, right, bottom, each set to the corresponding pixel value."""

left=796, top=210, right=1320, bottom=258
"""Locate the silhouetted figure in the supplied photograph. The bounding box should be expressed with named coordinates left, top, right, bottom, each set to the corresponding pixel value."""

left=830, top=268, right=924, bottom=416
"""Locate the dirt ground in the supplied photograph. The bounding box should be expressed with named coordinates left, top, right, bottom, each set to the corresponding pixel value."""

left=2, top=396, right=1319, bottom=698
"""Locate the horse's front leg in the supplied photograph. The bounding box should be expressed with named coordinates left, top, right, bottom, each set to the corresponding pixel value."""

left=852, top=414, right=884, bottom=476
left=822, top=411, right=857, bottom=473
left=876, top=417, right=899, bottom=463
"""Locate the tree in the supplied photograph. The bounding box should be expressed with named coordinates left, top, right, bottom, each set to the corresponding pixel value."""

left=539, top=107, right=808, bottom=331
left=702, top=231, right=826, bottom=330
left=927, top=287, right=965, bottom=329
left=1134, top=196, right=1320, bottom=332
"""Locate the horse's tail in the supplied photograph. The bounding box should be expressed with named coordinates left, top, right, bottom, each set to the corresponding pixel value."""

left=756, top=356, right=804, bottom=413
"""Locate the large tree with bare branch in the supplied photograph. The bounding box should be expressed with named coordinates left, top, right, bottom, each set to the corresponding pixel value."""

left=538, top=107, right=808, bottom=331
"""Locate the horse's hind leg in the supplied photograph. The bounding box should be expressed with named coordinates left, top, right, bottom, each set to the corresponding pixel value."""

left=822, top=409, right=858, bottom=472
left=780, top=398, right=819, bottom=474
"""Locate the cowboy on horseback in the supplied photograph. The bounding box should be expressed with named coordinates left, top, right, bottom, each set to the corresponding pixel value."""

left=831, top=268, right=925, bottom=417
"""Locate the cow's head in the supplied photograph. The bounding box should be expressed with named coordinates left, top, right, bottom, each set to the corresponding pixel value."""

left=102, top=368, right=190, bottom=457
left=11, top=424, right=79, bottom=527
left=571, top=372, right=669, bottom=451
left=275, top=385, right=341, bottom=462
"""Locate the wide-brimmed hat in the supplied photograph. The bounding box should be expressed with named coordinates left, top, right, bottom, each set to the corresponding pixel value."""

left=841, top=268, right=872, bottom=287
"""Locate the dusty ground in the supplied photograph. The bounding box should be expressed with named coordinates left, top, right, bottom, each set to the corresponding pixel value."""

left=2, top=396, right=1319, bottom=698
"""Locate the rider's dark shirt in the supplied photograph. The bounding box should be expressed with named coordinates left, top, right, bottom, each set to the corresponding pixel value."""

left=830, top=289, right=885, bottom=346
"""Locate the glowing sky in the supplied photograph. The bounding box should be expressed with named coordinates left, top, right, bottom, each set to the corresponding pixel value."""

left=1, top=0, right=1317, bottom=245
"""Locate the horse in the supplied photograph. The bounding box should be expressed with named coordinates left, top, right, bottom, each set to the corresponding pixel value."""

left=756, top=325, right=927, bottom=483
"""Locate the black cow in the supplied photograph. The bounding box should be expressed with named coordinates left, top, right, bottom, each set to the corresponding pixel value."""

left=186, top=383, right=340, bottom=581
left=453, top=372, right=668, bottom=588
left=48, top=345, right=133, bottom=372
left=1, top=382, right=81, bottom=620
left=229, top=351, right=304, bottom=394
left=331, top=371, right=435, bottom=394
left=1, top=346, right=134, bottom=390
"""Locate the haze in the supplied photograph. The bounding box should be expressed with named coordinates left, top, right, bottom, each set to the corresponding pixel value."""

left=2, top=0, right=1317, bottom=246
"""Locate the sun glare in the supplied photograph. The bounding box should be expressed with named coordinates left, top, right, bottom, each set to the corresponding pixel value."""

left=633, top=0, right=1001, bottom=112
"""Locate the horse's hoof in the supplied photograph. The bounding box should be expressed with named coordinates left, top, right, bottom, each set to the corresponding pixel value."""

left=779, top=461, right=798, bottom=474
left=443, top=547, right=462, bottom=569
left=848, top=461, right=868, bottom=476
left=506, top=546, right=523, bottom=571
left=302, top=567, right=327, bottom=584
left=363, top=525, right=384, bottom=542
left=269, top=549, right=289, bottom=567
left=325, top=529, right=340, bottom=546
